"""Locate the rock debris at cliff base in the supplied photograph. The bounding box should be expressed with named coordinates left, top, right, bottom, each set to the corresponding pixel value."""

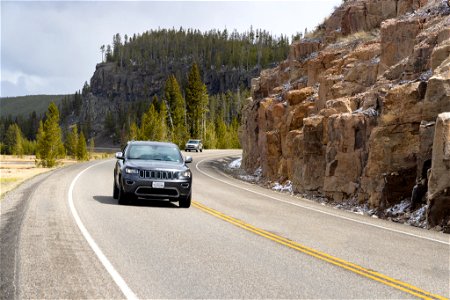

left=224, top=156, right=434, bottom=230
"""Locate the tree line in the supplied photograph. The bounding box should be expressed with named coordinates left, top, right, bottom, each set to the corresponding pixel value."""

left=1, top=63, right=243, bottom=164
left=2, top=28, right=277, bottom=158
left=104, top=63, right=245, bottom=149
left=1, top=102, right=91, bottom=167
left=102, top=27, right=290, bottom=72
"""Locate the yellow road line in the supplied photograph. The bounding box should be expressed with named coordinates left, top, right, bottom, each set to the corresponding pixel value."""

left=192, top=201, right=448, bottom=300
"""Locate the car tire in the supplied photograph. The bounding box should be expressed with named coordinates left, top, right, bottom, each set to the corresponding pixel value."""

left=179, top=194, right=191, bottom=208
left=118, top=184, right=129, bottom=205
left=113, top=181, right=119, bottom=199
left=200, top=148, right=203, bottom=152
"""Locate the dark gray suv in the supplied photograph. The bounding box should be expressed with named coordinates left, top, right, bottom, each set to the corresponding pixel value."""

left=113, top=141, right=193, bottom=207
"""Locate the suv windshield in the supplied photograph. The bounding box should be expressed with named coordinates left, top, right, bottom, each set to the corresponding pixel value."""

left=126, top=145, right=182, bottom=162
left=188, top=140, right=199, bottom=144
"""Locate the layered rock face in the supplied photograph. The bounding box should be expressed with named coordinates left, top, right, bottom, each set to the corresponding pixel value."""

left=427, top=113, right=450, bottom=226
left=239, top=0, right=450, bottom=227
left=82, top=61, right=260, bottom=137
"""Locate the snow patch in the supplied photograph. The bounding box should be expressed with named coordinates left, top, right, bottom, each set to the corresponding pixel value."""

left=239, top=167, right=262, bottom=183
left=406, top=205, right=427, bottom=227
left=386, top=199, right=411, bottom=216
left=271, top=181, right=293, bottom=194
left=228, top=157, right=242, bottom=169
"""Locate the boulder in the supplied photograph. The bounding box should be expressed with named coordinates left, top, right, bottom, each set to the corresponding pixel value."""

left=427, top=113, right=450, bottom=227
left=239, top=98, right=261, bottom=173
left=285, top=87, right=314, bottom=106
left=289, top=40, right=321, bottom=61
left=380, top=82, right=425, bottom=126
left=431, top=40, right=450, bottom=71
left=324, top=113, right=376, bottom=200
left=302, top=116, right=327, bottom=191
left=422, top=56, right=450, bottom=121
left=379, top=18, right=423, bottom=76
left=361, top=122, right=420, bottom=207
left=262, top=130, right=282, bottom=179
left=290, top=130, right=305, bottom=192
left=307, top=50, right=344, bottom=87
left=286, top=101, right=315, bottom=131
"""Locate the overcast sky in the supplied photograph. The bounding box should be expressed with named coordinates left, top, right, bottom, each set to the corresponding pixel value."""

left=1, top=0, right=341, bottom=97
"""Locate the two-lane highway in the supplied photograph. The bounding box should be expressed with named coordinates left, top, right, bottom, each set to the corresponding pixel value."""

left=1, top=150, right=448, bottom=299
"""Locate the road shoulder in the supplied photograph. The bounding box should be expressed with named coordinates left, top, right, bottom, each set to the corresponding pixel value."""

left=0, top=161, right=123, bottom=299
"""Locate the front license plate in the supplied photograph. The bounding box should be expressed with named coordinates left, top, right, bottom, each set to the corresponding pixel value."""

left=152, top=181, right=165, bottom=189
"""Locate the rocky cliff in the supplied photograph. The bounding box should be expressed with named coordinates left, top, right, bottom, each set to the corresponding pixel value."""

left=77, top=28, right=291, bottom=140
left=239, top=0, right=450, bottom=228
left=78, top=63, right=259, bottom=139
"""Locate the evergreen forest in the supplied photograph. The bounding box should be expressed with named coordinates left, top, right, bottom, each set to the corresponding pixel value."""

left=1, top=27, right=291, bottom=161
left=104, top=27, right=290, bottom=72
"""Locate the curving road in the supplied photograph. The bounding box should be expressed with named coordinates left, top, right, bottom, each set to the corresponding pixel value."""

left=1, top=150, right=449, bottom=299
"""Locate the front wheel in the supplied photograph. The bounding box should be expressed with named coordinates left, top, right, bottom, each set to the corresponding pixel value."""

left=113, top=181, right=119, bottom=199
left=118, top=184, right=132, bottom=205
left=179, top=194, right=191, bottom=208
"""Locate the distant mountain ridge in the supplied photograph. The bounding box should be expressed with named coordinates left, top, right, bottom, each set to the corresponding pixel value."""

left=0, top=95, right=66, bottom=118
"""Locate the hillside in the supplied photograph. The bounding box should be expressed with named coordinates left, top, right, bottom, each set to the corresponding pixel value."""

left=0, top=95, right=66, bottom=118
left=239, top=0, right=450, bottom=229
left=78, top=28, right=290, bottom=142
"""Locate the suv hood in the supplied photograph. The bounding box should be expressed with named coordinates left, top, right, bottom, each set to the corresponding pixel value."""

left=125, top=160, right=187, bottom=171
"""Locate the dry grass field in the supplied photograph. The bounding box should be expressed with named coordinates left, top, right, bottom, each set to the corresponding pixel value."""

left=0, top=153, right=111, bottom=198
left=0, top=155, right=73, bottom=197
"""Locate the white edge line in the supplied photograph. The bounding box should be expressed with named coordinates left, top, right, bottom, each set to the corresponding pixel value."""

left=68, top=161, right=138, bottom=300
left=195, top=156, right=450, bottom=246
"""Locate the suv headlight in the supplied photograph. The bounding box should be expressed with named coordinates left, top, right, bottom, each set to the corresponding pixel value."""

left=125, top=168, right=139, bottom=174
left=179, top=170, right=191, bottom=179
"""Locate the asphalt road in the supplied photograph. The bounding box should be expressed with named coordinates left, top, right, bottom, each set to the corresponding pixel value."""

left=1, top=150, right=449, bottom=299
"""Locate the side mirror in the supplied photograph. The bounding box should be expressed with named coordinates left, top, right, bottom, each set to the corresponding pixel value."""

left=185, top=156, right=193, bottom=164
left=115, top=152, right=124, bottom=160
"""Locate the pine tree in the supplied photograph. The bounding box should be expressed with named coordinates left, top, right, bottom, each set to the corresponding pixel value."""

left=5, top=123, right=24, bottom=157
left=152, top=95, right=161, bottom=112
left=37, top=102, right=65, bottom=167
left=215, top=117, right=228, bottom=149
left=229, top=117, right=241, bottom=148
left=76, top=131, right=89, bottom=161
left=164, top=75, right=188, bottom=146
left=185, top=63, right=200, bottom=137
left=158, top=101, right=168, bottom=141
left=36, top=120, right=45, bottom=160
left=129, top=121, right=139, bottom=141
left=65, top=125, right=79, bottom=158
left=139, top=103, right=158, bottom=140
left=204, top=121, right=217, bottom=149
left=185, top=63, right=208, bottom=139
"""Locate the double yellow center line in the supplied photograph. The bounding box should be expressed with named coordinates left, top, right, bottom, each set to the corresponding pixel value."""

left=192, top=201, right=448, bottom=300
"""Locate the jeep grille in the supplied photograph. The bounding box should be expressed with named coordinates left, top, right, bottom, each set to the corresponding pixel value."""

left=139, top=170, right=177, bottom=180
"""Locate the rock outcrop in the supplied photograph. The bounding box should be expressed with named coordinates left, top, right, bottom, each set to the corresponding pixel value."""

left=239, top=0, right=450, bottom=227
left=427, top=113, right=450, bottom=227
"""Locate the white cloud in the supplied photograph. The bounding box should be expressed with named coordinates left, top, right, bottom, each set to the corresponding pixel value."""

left=1, top=0, right=341, bottom=97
